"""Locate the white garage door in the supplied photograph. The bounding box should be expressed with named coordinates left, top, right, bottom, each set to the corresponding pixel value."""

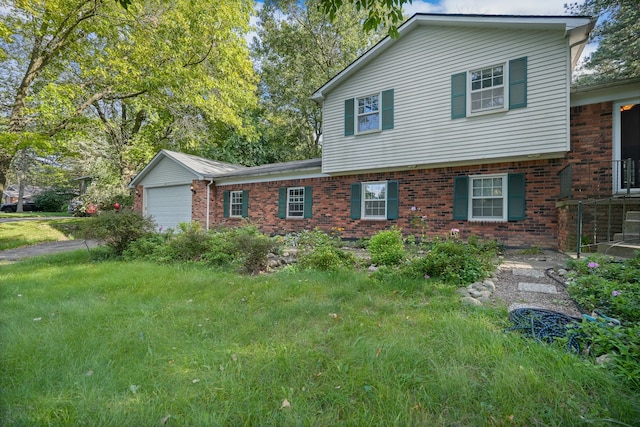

left=145, top=185, right=192, bottom=231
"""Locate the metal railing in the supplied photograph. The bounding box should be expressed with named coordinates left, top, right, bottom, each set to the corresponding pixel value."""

left=558, top=158, right=640, bottom=200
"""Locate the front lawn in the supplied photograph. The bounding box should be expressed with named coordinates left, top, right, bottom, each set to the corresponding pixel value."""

left=1, top=251, right=638, bottom=425
left=0, top=218, right=86, bottom=251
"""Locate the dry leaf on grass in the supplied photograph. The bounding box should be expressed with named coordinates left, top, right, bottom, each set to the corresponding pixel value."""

left=280, top=398, right=291, bottom=409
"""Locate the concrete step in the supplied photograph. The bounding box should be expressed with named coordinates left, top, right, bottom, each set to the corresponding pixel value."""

left=623, top=219, right=640, bottom=234
left=626, top=211, right=640, bottom=221
left=598, top=242, right=640, bottom=258
left=612, top=232, right=640, bottom=242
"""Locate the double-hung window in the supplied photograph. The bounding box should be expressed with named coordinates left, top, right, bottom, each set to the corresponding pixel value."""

left=357, top=94, right=380, bottom=133
left=230, top=191, right=243, bottom=217
left=278, top=186, right=313, bottom=219
left=287, top=187, right=305, bottom=218
left=470, top=175, right=506, bottom=220
left=362, top=181, right=387, bottom=219
left=470, top=65, right=504, bottom=113
left=223, top=190, right=248, bottom=218
left=453, top=174, right=526, bottom=222
left=451, top=57, right=527, bottom=119
left=350, top=180, right=399, bottom=220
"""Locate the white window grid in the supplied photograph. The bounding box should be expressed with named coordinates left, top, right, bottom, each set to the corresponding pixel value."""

left=357, top=94, right=380, bottom=133
left=469, top=175, right=507, bottom=221
left=470, top=64, right=505, bottom=113
left=230, top=191, right=243, bottom=217
left=362, top=181, right=387, bottom=219
left=287, top=187, right=305, bottom=218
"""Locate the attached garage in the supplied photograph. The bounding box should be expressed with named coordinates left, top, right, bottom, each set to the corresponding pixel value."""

left=129, top=150, right=245, bottom=231
left=145, top=185, right=192, bottom=230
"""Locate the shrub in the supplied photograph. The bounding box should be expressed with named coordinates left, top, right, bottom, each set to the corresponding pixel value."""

left=34, top=188, right=76, bottom=212
left=294, top=228, right=357, bottom=271
left=401, top=238, right=496, bottom=285
left=123, top=233, right=166, bottom=261
left=162, top=222, right=213, bottom=263
left=229, top=226, right=278, bottom=274
left=82, top=211, right=156, bottom=255
left=368, top=227, right=406, bottom=266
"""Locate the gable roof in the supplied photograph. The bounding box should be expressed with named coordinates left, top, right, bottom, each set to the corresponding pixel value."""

left=128, top=149, right=246, bottom=188
left=311, top=13, right=595, bottom=102
left=215, top=158, right=322, bottom=180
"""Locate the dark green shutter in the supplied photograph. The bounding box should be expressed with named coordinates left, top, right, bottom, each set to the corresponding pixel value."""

left=278, top=188, right=287, bottom=219
left=387, top=180, right=399, bottom=219
left=344, top=98, right=355, bottom=136
left=509, top=57, right=527, bottom=109
left=350, top=183, right=361, bottom=219
left=507, top=173, right=526, bottom=220
left=223, top=190, right=230, bottom=218
left=381, top=89, right=394, bottom=130
left=241, top=190, right=249, bottom=218
left=451, top=72, right=467, bottom=119
left=303, top=186, right=313, bottom=218
left=453, top=176, right=469, bottom=220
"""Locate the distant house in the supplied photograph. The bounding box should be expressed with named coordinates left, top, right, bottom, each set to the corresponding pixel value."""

left=130, top=14, right=640, bottom=250
left=2, top=184, right=41, bottom=204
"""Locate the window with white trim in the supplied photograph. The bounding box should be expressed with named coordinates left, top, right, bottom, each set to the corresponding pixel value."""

left=357, top=94, right=380, bottom=133
left=230, top=191, right=243, bottom=217
left=362, top=181, right=387, bottom=219
left=470, top=64, right=505, bottom=113
left=470, top=174, right=507, bottom=221
left=287, top=187, right=305, bottom=218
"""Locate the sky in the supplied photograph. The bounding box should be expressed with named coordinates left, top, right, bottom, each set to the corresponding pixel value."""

left=249, top=0, right=597, bottom=63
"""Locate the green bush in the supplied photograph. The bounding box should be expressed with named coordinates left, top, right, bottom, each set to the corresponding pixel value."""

left=123, top=233, right=166, bottom=261
left=82, top=211, right=156, bottom=255
left=566, top=255, right=640, bottom=390
left=368, top=227, right=406, bottom=266
left=294, top=228, right=357, bottom=271
left=162, top=222, right=213, bottom=263
left=34, top=188, right=76, bottom=212
left=229, top=226, right=278, bottom=274
left=402, top=238, right=496, bottom=285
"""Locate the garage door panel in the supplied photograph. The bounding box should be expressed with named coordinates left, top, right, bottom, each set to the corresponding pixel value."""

left=146, top=185, right=192, bottom=230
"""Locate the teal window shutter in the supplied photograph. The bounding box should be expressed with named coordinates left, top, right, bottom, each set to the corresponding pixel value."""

left=223, top=191, right=230, bottom=218
left=278, top=188, right=287, bottom=219
left=507, top=173, right=526, bottom=220
left=453, top=176, right=469, bottom=220
left=303, top=186, right=313, bottom=218
left=350, top=183, right=361, bottom=219
left=345, top=98, right=355, bottom=136
left=241, top=190, right=249, bottom=218
left=509, top=57, right=527, bottom=109
left=387, top=180, right=399, bottom=219
left=451, top=72, right=467, bottom=119
left=381, top=89, right=394, bottom=130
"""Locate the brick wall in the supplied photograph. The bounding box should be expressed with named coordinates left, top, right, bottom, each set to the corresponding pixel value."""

left=200, top=158, right=563, bottom=249
left=566, top=101, right=614, bottom=198
left=191, top=180, right=210, bottom=226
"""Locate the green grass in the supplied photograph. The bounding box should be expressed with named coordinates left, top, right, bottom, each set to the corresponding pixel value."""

left=0, top=212, right=69, bottom=219
left=1, top=252, right=639, bottom=426
left=0, top=218, right=86, bottom=250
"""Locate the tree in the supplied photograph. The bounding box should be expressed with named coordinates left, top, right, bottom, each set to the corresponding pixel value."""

left=0, top=0, right=257, bottom=195
left=251, top=0, right=385, bottom=160
left=568, top=0, right=640, bottom=84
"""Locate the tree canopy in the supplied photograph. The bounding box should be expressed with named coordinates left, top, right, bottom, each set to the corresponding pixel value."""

left=568, top=0, right=640, bottom=84
left=0, top=0, right=257, bottom=195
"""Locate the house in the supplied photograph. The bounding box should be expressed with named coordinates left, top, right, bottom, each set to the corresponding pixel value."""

left=130, top=13, right=639, bottom=250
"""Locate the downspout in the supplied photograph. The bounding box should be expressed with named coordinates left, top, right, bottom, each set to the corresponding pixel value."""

left=206, top=179, right=214, bottom=231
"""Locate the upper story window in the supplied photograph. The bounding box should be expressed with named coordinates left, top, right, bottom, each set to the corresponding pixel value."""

left=451, top=57, right=527, bottom=119
left=230, top=191, right=243, bottom=217
left=344, top=89, right=394, bottom=136
left=287, top=187, right=305, bottom=218
left=357, top=94, right=380, bottom=133
left=470, top=64, right=504, bottom=113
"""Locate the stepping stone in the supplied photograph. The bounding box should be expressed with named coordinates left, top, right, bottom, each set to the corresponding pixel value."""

left=518, top=282, right=557, bottom=294
left=512, top=268, right=545, bottom=278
